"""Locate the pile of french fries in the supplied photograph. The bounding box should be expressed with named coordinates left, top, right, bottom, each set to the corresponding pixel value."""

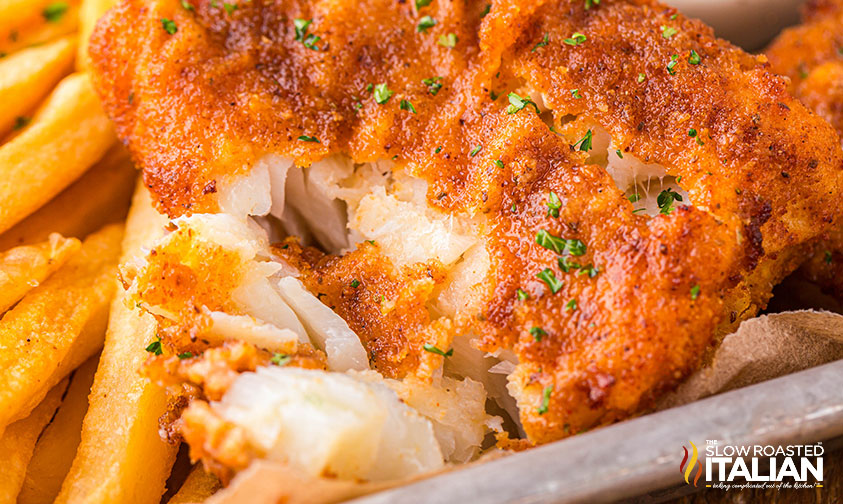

left=0, top=1, right=220, bottom=502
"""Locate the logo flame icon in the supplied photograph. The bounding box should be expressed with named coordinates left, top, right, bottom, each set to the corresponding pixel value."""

left=679, top=441, right=702, bottom=487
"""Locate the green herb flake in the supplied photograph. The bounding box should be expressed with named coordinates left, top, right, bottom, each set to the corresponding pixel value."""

left=181, top=0, right=194, bottom=10
left=661, top=25, right=678, bottom=39
left=536, top=229, right=587, bottom=256
left=529, top=326, right=547, bottom=341
left=667, top=54, right=679, bottom=75
left=585, top=0, right=600, bottom=9
left=628, top=192, right=641, bottom=203
left=538, top=385, right=553, bottom=415
left=271, top=353, right=292, bottom=366
left=161, top=18, right=178, bottom=34
left=469, top=144, right=482, bottom=157
left=688, top=49, right=701, bottom=65
left=824, top=251, right=833, bottom=264
left=571, top=88, right=582, bottom=99
left=223, top=2, right=237, bottom=14
left=145, top=338, right=163, bottom=356
left=422, top=76, right=443, bottom=95
left=578, top=264, right=599, bottom=278
left=505, top=92, right=540, bottom=115
left=177, top=351, right=193, bottom=359
left=536, top=268, right=564, bottom=294
left=616, top=149, right=624, bottom=158
left=423, top=344, right=454, bottom=357
left=494, top=159, right=504, bottom=169
left=480, top=3, right=491, bottom=17
left=517, top=288, right=530, bottom=300
left=297, top=135, right=320, bottom=143
left=546, top=191, right=562, bottom=218
left=638, top=72, right=646, bottom=83
left=565, top=299, right=577, bottom=311
left=532, top=33, right=549, bottom=53
left=417, top=15, right=436, bottom=32
left=373, top=83, right=394, bottom=104
left=294, top=19, right=320, bottom=50
left=563, top=32, right=587, bottom=46
left=42, top=1, right=68, bottom=22
left=365, top=83, right=373, bottom=93
left=13, top=116, right=29, bottom=130
left=574, top=129, right=593, bottom=152
left=657, top=187, right=683, bottom=215
left=434, top=145, right=443, bottom=153
left=399, top=99, right=417, bottom=114
left=690, top=284, right=700, bottom=300
left=351, top=279, right=361, bottom=288
left=438, top=33, right=458, bottom=48
left=415, top=0, right=432, bottom=9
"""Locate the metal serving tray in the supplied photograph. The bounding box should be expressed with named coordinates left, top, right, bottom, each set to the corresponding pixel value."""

left=351, top=359, right=843, bottom=504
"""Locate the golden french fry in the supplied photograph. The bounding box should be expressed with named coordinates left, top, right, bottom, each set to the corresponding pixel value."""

left=0, top=223, right=122, bottom=431
left=17, top=355, right=99, bottom=504
left=0, top=35, right=75, bottom=138
left=0, top=233, right=80, bottom=314
left=0, top=377, right=68, bottom=503
left=0, top=0, right=79, bottom=56
left=56, top=185, right=178, bottom=504
left=0, top=143, right=135, bottom=250
left=0, top=72, right=116, bottom=235
left=76, top=0, right=116, bottom=71
left=168, top=465, right=222, bottom=504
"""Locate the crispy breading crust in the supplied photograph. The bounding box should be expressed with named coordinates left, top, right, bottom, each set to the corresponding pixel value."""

left=91, top=0, right=843, bottom=444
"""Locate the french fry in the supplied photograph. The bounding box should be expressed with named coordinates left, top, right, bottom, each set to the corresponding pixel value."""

left=76, top=0, right=116, bottom=71
left=0, top=35, right=75, bottom=138
left=0, top=143, right=135, bottom=250
left=0, top=223, right=122, bottom=432
left=0, top=377, right=68, bottom=503
left=17, top=355, right=99, bottom=504
left=0, top=0, right=79, bottom=57
left=56, top=185, right=178, bottom=504
left=0, top=72, right=116, bottom=235
left=0, top=233, right=80, bottom=314
left=167, top=465, right=222, bottom=504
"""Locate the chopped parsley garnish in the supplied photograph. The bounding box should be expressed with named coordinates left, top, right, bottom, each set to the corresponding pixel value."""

left=415, top=0, right=432, bottom=9
left=616, top=149, right=623, bottom=158
left=532, top=33, right=549, bottom=52
left=423, top=344, right=454, bottom=357
left=565, top=299, right=577, bottom=311
left=530, top=326, right=547, bottom=341
left=546, top=191, right=562, bottom=218
left=271, top=353, right=292, bottom=366
left=400, top=99, right=417, bottom=113
left=490, top=90, right=499, bottom=101
left=351, top=279, right=361, bottom=288
left=661, top=25, right=678, bottom=38
left=638, top=73, right=646, bottom=83
left=438, top=33, right=458, bottom=48
left=690, top=284, right=700, bottom=300
left=297, top=135, right=320, bottom=143
left=417, top=15, right=437, bottom=32
left=293, top=18, right=321, bottom=50
left=578, top=264, right=599, bottom=278
left=13, top=116, right=29, bottom=130
left=422, top=76, right=443, bottom=95
left=373, top=83, right=394, bottom=104
left=366, top=83, right=373, bottom=93
left=585, top=0, right=600, bottom=9
left=632, top=208, right=647, bottom=214
left=667, top=54, right=679, bottom=75
left=517, top=288, right=530, bottom=300
left=494, top=159, right=504, bottom=169
left=627, top=192, right=641, bottom=203
left=676, top=175, right=682, bottom=183
left=688, top=128, right=704, bottom=145
left=824, top=251, right=833, bottom=264
left=537, top=268, right=564, bottom=294
left=563, top=32, right=587, bottom=46
left=506, top=92, right=540, bottom=114
left=43, top=2, right=68, bottom=22
left=480, top=3, right=491, bottom=17
left=177, top=352, right=193, bottom=359
left=435, top=145, right=443, bottom=153
left=571, top=88, right=582, bottom=99
left=469, top=144, right=482, bottom=157
left=558, top=255, right=580, bottom=273
left=223, top=2, right=237, bottom=14
left=180, top=0, right=194, bottom=10
left=688, top=49, right=701, bottom=65
left=538, top=385, right=553, bottom=415
left=536, top=229, right=586, bottom=256
left=161, top=18, right=177, bottom=34
left=574, top=129, right=593, bottom=152
left=145, top=338, right=163, bottom=356
left=657, top=187, right=683, bottom=215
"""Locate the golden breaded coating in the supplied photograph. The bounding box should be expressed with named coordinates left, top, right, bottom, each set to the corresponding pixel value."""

left=90, top=0, right=843, bottom=446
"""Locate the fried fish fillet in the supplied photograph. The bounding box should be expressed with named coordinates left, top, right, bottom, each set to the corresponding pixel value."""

left=767, top=0, right=843, bottom=300
left=90, top=0, right=842, bottom=458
